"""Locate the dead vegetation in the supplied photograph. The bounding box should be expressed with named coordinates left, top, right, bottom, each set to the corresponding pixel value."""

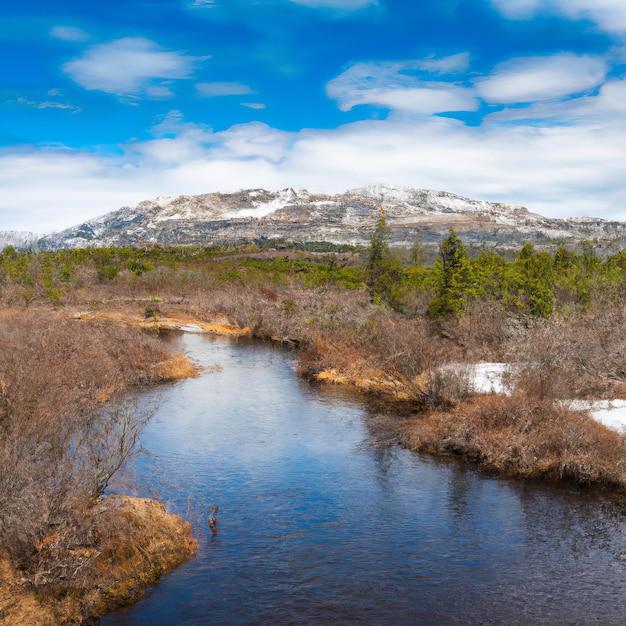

left=4, top=244, right=626, bottom=620
left=395, top=395, right=626, bottom=486
left=0, top=309, right=198, bottom=623
left=1, top=496, right=197, bottom=625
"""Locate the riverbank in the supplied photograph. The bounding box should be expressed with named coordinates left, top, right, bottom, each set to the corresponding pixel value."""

left=82, top=304, right=626, bottom=491
left=0, top=309, right=203, bottom=625
left=1, top=496, right=197, bottom=625
left=4, top=294, right=626, bottom=622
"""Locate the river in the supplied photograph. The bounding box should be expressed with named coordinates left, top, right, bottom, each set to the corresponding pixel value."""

left=103, top=333, right=626, bottom=625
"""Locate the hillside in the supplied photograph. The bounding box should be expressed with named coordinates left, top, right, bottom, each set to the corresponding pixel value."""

left=35, top=185, right=626, bottom=252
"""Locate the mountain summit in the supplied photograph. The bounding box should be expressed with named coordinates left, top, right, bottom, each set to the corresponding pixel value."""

left=37, top=185, right=626, bottom=251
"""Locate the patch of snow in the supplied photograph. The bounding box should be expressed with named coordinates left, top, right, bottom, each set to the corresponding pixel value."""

left=154, top=212, right=182, bottom=222
left=222, top=188, right=298, bottom=219
left=436, top=362, right=512, bottom=395
left=472, top=362, right=512, bottom=395
left=429, top=194, right=478, bottom=213
left=177, top=324, right=207, bottom=333
left=349, top=184, right=420, bottom=204
left=569, top=399, right=626, bottom=432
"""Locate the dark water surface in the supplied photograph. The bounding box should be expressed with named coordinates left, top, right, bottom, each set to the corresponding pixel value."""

left=103, top=333, right=626, bottom=625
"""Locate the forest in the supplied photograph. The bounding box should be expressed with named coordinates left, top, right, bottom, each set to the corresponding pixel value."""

left=2, top=224, right=626, bottom=622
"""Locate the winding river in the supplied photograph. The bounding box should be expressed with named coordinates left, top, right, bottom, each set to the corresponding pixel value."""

left=103, top=333, right=626, bottom=625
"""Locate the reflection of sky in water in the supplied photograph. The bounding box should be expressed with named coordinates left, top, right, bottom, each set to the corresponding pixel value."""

left=105, top=334, right=626, bottom=626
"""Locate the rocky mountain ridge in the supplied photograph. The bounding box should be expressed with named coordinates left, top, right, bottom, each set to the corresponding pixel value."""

left=14, top=185, right=626, bottom=252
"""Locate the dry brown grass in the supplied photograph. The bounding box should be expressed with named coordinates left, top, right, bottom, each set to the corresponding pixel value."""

left=0, top=307, right=199, bottom=623
left=397, top=394, right=626, bottom=486
left=0, top=556, right=55, bottom=625
left=1, top=496, right=197, bottom=625
left=152, top=351, right=199, bottom=381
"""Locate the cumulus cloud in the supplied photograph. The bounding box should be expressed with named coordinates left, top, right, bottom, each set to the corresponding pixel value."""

left=490, top=0, right=626, bottom=34
left=4, top=100, right=626, bottom=234
left=485, top=78, right=626, bottom=124
left=62, top=38, right=207, bottom=97
left=327, top=57, right=478, bottom=114
left=0, top=149, right=152, bottom=233
left=475, top=53, right=607, bottom=104
left=196, top=82, right=255, bottom=96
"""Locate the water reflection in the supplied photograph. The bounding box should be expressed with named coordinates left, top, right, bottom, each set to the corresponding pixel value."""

left=104, top=333, right=626, bottom=625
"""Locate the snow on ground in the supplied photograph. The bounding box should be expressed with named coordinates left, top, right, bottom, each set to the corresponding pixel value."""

left=349, top=184, right=418, bottom=204
left=437, top=362, right=512, bottom=395
left=471, top=362, right=512, bottom=395
left=569, top=400, right=626, bottom=433
left=461, top=363, right=626, bottom=432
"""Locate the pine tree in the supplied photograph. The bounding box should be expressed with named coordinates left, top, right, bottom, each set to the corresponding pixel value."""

left=428, top=228, right=473, bottom=317
left=366, top=204, right=402, bottom=308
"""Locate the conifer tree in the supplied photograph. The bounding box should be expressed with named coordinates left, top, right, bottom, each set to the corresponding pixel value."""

left=428, top=227, right=473, bottom=317
left=366, top=203, right=402, bottom=308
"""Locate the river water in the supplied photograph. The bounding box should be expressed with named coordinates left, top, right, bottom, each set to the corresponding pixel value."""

left=103, top=333, right=626, bottom=625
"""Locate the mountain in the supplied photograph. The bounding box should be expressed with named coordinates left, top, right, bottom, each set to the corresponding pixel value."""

left=34, top=185, right=626, bottom=252
left=0, top=231, right=39, bottom=252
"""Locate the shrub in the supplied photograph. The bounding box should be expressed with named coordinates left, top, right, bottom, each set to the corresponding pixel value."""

left=0, top=312, right=169, bottom=563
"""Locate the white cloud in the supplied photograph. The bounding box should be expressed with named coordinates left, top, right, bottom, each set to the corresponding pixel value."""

left=196, top=82, right=255, bottom=97
left=485, top=78, right=626, bottom=124
left=50, top=26, right=90, bottom=42
left=242, top=102, right=267, bottom=109
left=13, top=97, right=81, bottom=114
left=62, top=38, right=206, bottom=96
left=146, top=85, right=176, bottom=99
left=289, top=0, right=377, bottom=9
left=327, top=57, right=478, bottom=114
left=0, top=150, right=152, bottom=233
left=418, top=52, right=470, bottom=74
left=4, top=101, right=626, bottom=234
left=491, top=0, right=626, bottom=34
left=475, top=53, right=607, bottom=104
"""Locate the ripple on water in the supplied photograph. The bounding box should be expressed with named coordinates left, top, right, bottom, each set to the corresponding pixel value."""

left=104, top=334, right=626, bottom=625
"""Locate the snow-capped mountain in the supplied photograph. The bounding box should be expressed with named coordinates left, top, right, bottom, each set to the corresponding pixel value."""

left=35, top=185, right=626, bottom=251
left=0, top=230, right=39, bottom=252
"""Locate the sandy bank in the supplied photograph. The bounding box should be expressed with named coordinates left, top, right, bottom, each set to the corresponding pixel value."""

left=73, top=310, right=251, bottom=337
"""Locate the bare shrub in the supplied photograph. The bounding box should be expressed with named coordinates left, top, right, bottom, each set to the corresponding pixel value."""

left=508, top=308, right=626, bottom=400
left=448, top=299, right=524, bottom=361
left=402, top=394, right=626, bottom=486
left=427, top=363, right=476, bottom=407
left=0, top=311, right=167, bottom=564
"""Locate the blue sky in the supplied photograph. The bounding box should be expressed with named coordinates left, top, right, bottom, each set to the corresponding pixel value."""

left=2, top=0, right=626, bottom=233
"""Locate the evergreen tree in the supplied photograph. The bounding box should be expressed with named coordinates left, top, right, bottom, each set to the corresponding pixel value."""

left=505, top=242, right=554, bottom=317
left=366, top=206, right=403, bottom=309
left=366, top=212, right=392, bottom=285
left=428, top=228, right=473, bottom=317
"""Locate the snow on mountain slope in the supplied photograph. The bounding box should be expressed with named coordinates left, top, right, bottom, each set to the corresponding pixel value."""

left=35, top=185, right=626, bottom=251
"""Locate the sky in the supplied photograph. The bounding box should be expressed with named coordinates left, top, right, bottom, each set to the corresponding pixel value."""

left=2, top=0, right=626, bottom=234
